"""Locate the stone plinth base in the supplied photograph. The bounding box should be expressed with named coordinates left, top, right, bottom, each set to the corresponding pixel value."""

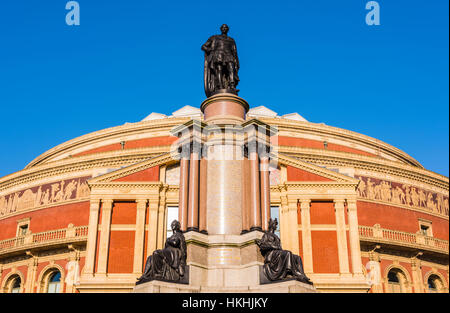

left=201, top=93, right=249, bottom=125
left=133, top=279, right=317, bottom=293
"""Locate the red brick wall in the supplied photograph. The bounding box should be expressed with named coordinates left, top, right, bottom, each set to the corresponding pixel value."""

left=357, top=201, right=449, bottom=240
left=287, top=166, right=333, bottom=182
left=277, top=136, right=376, bottom=157
left=113, top=166, right=159, bottom=182
left=74, top=136, right=178, bottom=157
left=107, top=231, right=135, bottom=274
left=311, top=231, right=340, bottom=273
left=111, top=201, right=137, bottom=225
left=310, top=201, right=335, bottom=224
left=0, top=201, right=90, bottom=241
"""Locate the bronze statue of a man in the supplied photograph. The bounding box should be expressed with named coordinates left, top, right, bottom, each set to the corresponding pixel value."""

left=202, top=24, right=240, bottom=97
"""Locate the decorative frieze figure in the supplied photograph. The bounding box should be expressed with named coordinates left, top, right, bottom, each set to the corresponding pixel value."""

left=256, top=218, right=313, bottom=285
left=356, top=176, right=449, bottom=216
left=136, top=220, right=187, bottom=285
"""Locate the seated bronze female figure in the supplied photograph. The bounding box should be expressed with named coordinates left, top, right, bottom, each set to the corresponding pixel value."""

left=136, top=220, right=187, bottom=284
left=256, top=218, right=313, bottom=285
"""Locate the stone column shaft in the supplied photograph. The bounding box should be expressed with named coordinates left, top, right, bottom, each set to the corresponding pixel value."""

left=241, top=156, right=251, bottom=232
left=157, top=195, right=166, bottom=250
left=97, top=199, right=113, bottom=275
left=84, top=200, right=100, bottom=275
left=279, top=195, right=290, bottom=250
left=249, top=151, right=261, bottom=230
left=133, top=200, right=147, bottom=274
left=25, top=257, right=38, bottom=293
left=187, top=151, right=199, bottom=231
left=347, top=200, right=363, bottom=275
left=199, top=158, right=208, bottom=233
left=260, top=156, right=271, bottom=231
left=300, top=199, right=313, bottom=274
left=334, top=200, right=350, bottom=274
left=146, top=200, right=159, bottom=257
left=288, top=199, right=300, bottom=255
left=179, top=157, right=189, bottom=231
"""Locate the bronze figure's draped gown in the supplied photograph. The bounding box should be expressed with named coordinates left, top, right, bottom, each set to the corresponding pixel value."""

left=137, top=230, right=187, bottom=284
left=258, top=231, right=312, bottom=284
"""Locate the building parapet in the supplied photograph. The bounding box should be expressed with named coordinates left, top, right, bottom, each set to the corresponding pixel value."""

left=359, top=224, right=449, bottom=255
left=0, top=225, right=88, bottom=258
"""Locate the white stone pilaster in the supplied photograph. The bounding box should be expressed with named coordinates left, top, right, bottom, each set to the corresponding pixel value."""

left=334, top=199, right=350, bottom=275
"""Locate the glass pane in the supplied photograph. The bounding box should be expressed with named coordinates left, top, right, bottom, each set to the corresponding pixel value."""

left=50, top=271, right=61, bottom=282
left=389, top=282, right=402, bottom=293
left=166, top=206, right=179, bottom=238
left=48, top=282, right=61, bottom=293
left=270, top=206, right=280, bottom=237
left=428, top=277, right=438, bottom=292
left=388, top=271, right=399, bottom=283
left=11, top=277, right=21, bottom=293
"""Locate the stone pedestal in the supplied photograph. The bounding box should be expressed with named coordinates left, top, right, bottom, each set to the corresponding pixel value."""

left=132, top=231, right=317, bottom=293
left=133, top=279, right=317, bottom=293
left=201, top=93, right=249, bottom=125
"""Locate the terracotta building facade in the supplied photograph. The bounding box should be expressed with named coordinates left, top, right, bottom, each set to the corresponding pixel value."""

left=0, top=104, right=448, bottom=293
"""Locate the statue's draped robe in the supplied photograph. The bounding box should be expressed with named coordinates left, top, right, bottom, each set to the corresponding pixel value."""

left=258, top=231, right=310, bottom=283
left=137, top=231, right=186, bottom=283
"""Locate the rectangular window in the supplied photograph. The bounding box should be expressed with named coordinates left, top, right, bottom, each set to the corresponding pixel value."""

left=420, top=225, right=429, bottom=236
left=19, top=225, right=28, bottom=236
left=166, top=206, right=179, bottom=238
left=16, top=218, right=30, bottom=237
left=270, top=205, right=280, bottom=237
left=418, top=219, right=433, bottom=237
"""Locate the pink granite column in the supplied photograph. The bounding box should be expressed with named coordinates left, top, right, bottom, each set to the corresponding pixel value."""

left=249, top=150, right=262, bottom=231
left=187, top=149, right=200, bottom=232
left=241, top=155, right=250, bottom=233
left=260, top=155, right=271, bottom=231
left=199, top=155, right=208, bottom=233
left=179, top=156, right=189, bottom=232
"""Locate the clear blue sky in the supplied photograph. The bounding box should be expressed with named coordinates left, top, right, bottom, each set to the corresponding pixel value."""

left=0, top=0, right=448, bottom=178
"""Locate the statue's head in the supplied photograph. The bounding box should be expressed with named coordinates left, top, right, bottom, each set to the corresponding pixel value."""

left=220, top=24, right=229, bottom=35
left=171, top=220, right=181, bottom=232
left=268, top=218, right=278, bottom=232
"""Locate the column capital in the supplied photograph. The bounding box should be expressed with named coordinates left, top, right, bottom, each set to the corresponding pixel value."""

left=346, top=199, right=357, bottom=208
left=148, top=201, right=159, bottom=211
left=333, top=199, right=346, bottom=209
left=89, top=199, right=100, bottom=209
left=136, top=199, right=148, bottom=207
left=102, top=199, right=114, bottom=208
left=298, top=199, right=311, bottom=206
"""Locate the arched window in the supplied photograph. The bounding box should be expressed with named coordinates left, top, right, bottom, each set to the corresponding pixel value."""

left=10, top=276, right=21, bottom=293
left=387, top=269, right=407, bottom=293
left=47, top=271, right=61, bottom=293
left=427, top=274, right=443, bottom=293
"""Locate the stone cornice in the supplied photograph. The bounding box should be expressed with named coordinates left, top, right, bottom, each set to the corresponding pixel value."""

left=259, top=117, right=423, bottom=168
left=0, top=153, right=159, bottom=194
left=357, top=198, right=449, bottom=221
left=280, top=146, right=448, bottom=190
left=24, top=115, right=423, bottom=172
left=1, top=142, right=447, bottom=199
left=25, top=117, right=191, bottom=169
left=277, top=153, right=360, bottom=183
left=88, top=153, right=175, bottom=184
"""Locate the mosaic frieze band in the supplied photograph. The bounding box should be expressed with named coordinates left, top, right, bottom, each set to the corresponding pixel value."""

left=0, top=176, right=91, bottom=217
left=356, top=175, right=449, bottom=217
